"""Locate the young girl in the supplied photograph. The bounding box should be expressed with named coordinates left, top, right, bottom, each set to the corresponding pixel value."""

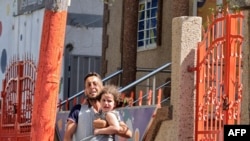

left=89, top=85, right=132, bottom=141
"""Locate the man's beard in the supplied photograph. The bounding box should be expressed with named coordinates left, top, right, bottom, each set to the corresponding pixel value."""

left=87, top=96, right=98, bottom=101
left=86, top=96, right=98, bottom=108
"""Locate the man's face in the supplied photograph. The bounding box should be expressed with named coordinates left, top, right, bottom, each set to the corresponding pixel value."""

left=84, top=76, right=103, bottom=99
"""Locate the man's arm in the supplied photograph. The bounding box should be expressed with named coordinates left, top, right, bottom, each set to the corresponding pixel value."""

left=116, top=110, right=132, bottom=138
left=63, top=120, right=77, bottom=141
left=117, top=121, right=132, bottom=138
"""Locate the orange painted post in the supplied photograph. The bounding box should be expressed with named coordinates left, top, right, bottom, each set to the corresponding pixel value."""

left=30, top=0, right=69, bottom=140
left=224, top=13, right=236, bottom=125
left=130, top=91, right=133, bottom=99
left=225, top=12, right=243, bottom=125
left=129, top=91, right=134, bottom=106
left=157, top=89, right=162, bottom=108
left=130, top=91, right=134, bottom=100
left=195, top=34, right=206, bottom=141
left=121, top=93, right=125, bottom=99
left=120, top=93, right=125, bottom=106
left=147, top=90, right=152, bottom=105
left=138, top=90, right=142, bottom=106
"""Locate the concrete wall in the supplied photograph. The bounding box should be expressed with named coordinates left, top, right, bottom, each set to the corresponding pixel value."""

left=102, top=0, right=123, bottom=74
left=154, top=16, right=202, bottom=141
left=236, top=1, right=250, bottom=125
left=241, top=10, right=250, bottom=124
left=103, top=0, right=190, bottom=100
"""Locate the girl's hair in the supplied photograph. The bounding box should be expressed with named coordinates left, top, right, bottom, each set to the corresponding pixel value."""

left=97, top=84, right=122, bottom=107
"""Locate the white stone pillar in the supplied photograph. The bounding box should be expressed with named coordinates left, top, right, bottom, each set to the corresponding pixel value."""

left=155, top=16, right=202, bottom=141
left=171, top=16, right=201, bottom=141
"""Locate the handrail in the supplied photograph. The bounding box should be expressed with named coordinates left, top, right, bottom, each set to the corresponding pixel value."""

left=119, top=62, right=171, bottom=92
left=137, top=67, right=171, bottom=73
left=102, top=69, right=123, bottom=82
left=161, top=97, right=170, bottom=103
left=58, top=70, right=123, bottom=107
left=59, top=62, right=172, bottom=107
left=156, top=80, right=171, bottom=90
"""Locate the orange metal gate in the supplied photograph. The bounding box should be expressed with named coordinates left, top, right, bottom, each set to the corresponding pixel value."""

left=0, top=56, right=36, bottom=141
left=195, top=10, right=244, bottom=141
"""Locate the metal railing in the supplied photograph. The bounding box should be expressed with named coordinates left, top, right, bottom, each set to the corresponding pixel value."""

left=119, top=62, right=171, bottom=104
left=58, top=62, right=172, bottom=108
left=57, top=70, right=123, bottom=107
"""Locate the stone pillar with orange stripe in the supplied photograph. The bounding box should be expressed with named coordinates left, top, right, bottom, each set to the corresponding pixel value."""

left=31, top=0, right=69, bottom=140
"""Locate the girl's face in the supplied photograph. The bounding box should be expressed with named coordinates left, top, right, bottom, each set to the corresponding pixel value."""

left=100, top=93, right=116, bottom=112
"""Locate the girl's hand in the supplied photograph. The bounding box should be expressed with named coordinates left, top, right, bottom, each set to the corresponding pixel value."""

left=93, top=118, right=107, bottom=128
left=94, top=129, right=99, bottom=135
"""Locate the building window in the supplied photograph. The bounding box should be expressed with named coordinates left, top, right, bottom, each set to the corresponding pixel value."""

left=138, top=0, right=158, bottom=50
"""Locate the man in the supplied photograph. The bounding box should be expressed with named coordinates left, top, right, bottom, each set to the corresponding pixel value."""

left=64, top=72, right=104, bottom=141
left=63, top=72, right=131, bottom=141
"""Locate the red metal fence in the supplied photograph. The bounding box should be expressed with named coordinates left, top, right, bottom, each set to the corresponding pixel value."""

left=195, top=10, right=244, bottom=141
left=0, top=56, right=36, bottom=141
left=57, top=89, right=164, bottom=111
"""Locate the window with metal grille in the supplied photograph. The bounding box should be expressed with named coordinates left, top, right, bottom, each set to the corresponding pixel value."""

left=137, top=0, right=158, bottom=50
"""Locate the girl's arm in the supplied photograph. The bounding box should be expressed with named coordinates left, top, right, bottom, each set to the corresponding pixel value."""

left=94, top=112, right=120, bottom=135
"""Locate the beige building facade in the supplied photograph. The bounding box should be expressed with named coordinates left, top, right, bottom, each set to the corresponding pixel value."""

left=101, top=0, right=250, bottom=137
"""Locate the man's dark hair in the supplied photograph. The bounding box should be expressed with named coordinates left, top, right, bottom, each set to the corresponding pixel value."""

left=84, top=72, right=102, bottom=83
